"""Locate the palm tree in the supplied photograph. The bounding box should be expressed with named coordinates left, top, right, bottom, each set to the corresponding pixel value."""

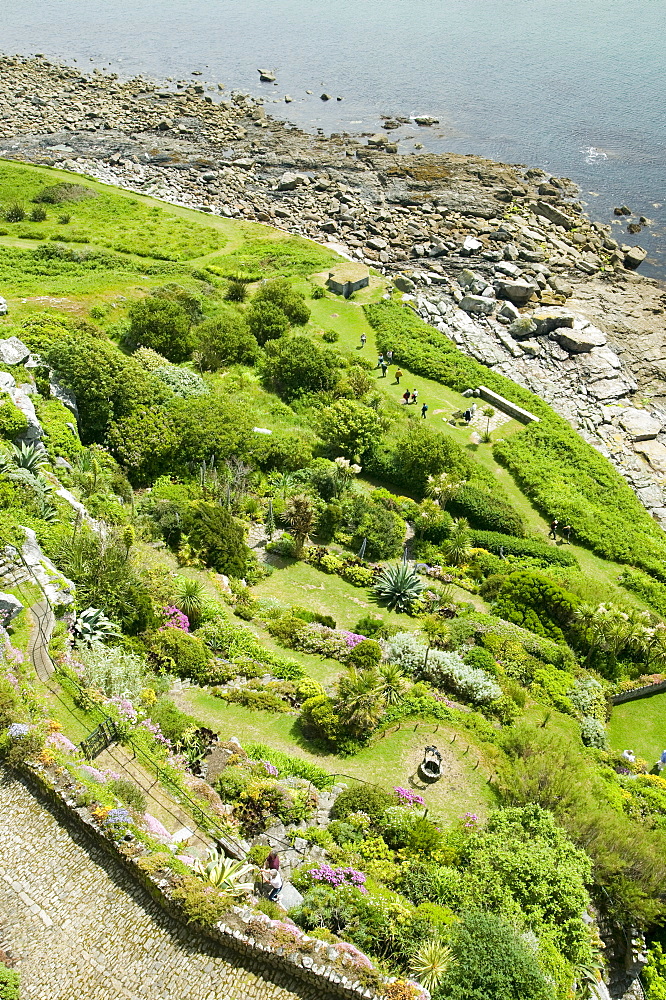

left=284, top=494, right=316, bottom=556
left=377, top=662, right=406, bottom=706
left=269, top=470, right=297, bottom=500
left=420, top=613, right=450, bottom=673
left=175, top=576, right=206, bottom=626
left=335, top=667, right=383, bottom=736
left=443, top=517, right=471, bottom=566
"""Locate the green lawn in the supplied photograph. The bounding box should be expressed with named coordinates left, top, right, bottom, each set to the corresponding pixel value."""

left=175, top=687, right=495, bottom=824
left=607, top=694, right=666, bottom=763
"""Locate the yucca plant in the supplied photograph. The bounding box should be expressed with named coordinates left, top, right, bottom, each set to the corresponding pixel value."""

left=71, top=606, right=119, bottom=645
left=191, top=847, right=255, bottom=899
left=443, top=517, right=471, bottom=566
left=174, top=576, right=206, bottom=626
left=409, top=938, right=454, bottom=993
left=374, top=563, right=425, bottom=613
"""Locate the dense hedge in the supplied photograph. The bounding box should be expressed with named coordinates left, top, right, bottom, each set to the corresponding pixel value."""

left=471, top=530, right=578, bottom=566
left=448, top=484, right=524, bottom=537
left=366, top=301, right=666, bottom=582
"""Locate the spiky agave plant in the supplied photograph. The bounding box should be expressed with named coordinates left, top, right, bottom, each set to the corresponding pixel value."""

left=10, top=442, right=48, bottom=473
left=191, top=847, right=255, bottom=899
left=374, top=563, right=425, bottom=613
left=70, top=607, right=119, bottom=645
left=409, top=938, right=454, bottom=993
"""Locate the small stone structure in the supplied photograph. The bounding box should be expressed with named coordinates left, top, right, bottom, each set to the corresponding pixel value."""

left=326, top=264, right=369, bottom=299
left=476, top=385, right=540, bottom=425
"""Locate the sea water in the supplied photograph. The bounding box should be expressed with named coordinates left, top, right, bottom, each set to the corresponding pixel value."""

left=2, top=0, right=664, bottom=277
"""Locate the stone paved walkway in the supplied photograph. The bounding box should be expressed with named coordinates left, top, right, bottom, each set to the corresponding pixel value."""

left=0, top=772, right=320, bottom=1000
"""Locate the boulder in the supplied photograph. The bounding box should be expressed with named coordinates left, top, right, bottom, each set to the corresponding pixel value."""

left=277, top=171, right=308, bottom=191
left=279, top=882, right=304, bottom=911
left=462, top=235, right=483, bottom=253
left=531, top=309, right=575, bottom=336
left=534, top=200, right=574, bottom=230
left=588, top=378, right=632, bottom=402
left=0, top=372, right=15, bottom=392
left=394, top=275, right=416, bottom=293
left=366, top=236, right=388, bottom=251
left=320, top=93, right=332, bottom=101
left=0, top=337, right=30, bottom=366
left=0, top=592, right=23, bottom=623
left=414, top=115, right=439, bottom=126
left=495, top=262, right=521, bottom=279
left=635, top=439, right=666, bottom=475
left=9, top=387, right=42, bottom=442
left=519, top=339, right=541, bottom=357
left=493, top=278, right=537, bottom=306
left=498, top=301, right=521, bottom=322
left=258, top=69, right=275, bottom=82
left=619, top=408, right=662, bottom=441
left=20, top=527, right=75, bottom=608
left=460, top=295, right=495, bottom=316
left=49, top=373, right=78, bottom=417
left=624, top=246, right=647, bottom=269
left=555, top=322, right=607, bottom=353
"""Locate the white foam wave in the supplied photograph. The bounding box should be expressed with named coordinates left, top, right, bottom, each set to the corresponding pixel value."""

left=581, top=146, right=609, bottom=164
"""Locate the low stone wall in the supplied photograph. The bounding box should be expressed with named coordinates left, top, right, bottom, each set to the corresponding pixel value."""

left=17, top=762, right=383, bottom=1000
left=477, top=385, right=540, bottom=425
left=611, top=680, right=666, bottom=705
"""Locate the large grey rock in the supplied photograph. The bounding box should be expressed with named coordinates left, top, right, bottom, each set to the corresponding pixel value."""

left=620, top=408, right=662, bottom=441
left=635, top=439, right=666, bottom=474
left=624, top=246, right=647, bottom=269
left=18, top=527, right=75, bottom=608
left=9, top=387, right=42, bottom=442
left=534, top=200, right=574, bottom=229
left=49, top=373, right=78, bottom=418
left=498, top=301, right=521, bottom=322
left=460, top=294, right=495, bottom=316
left=462, top=235, right=483, bottom=253
left=531, top=309, right=575, bottom=336
left=555, top=322, right=607, bottom=353
left=493, top=278, right=537, bottom=306
left=279, top=881, right=304, bottom=911
left=0, top=337, right=30, bottom=366
left=0, top=372, right=15, bottom=392
left=588, top=378, right=632, bottom=401
left=277, top=171, right=309, bottom=191
left=394, top=275, right=415, bottom=293
left=0, top=592, right=23, bottom=622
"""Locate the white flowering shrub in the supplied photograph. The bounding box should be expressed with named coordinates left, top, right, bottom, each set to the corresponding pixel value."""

left=424, top=650, right=502, bottom=704
left=382, top=632, right=428, bottom=675
left=78, top=640, right=146, bottom=698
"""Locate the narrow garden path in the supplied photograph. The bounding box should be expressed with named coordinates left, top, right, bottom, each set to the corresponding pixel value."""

left=0, top=772, right=322, bottom=1000
left=27, top=600, right=55, bottom=682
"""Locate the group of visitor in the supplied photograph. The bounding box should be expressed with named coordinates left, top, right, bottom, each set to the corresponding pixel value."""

left=361, top=336, right=429, bottom=418
left=548, top=518, right=573, bottom=544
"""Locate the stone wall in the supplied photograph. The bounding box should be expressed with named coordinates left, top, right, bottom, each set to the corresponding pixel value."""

left=14, top=761, right=384, bottom=1000
left=611, top=680, right=666, bottom=705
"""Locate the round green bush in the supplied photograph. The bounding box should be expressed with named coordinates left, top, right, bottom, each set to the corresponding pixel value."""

left=0, top=396, right=28, bottom=440
left=330, top=783, right=394, bottom=823
left=147, top=629, right=213, bottom=684
left=346, top=638, right=382, bottom=670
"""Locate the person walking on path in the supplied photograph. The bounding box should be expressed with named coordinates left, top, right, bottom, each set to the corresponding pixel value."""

left=360, top=333, right=366, bottom=348
left=402, top=390, right=410, bottom=405
left=380, top=362, right=388, bottom=378
left=548, top=518, right=559, bottom=540
left=262, top=865, right=283, bottom=902
left=386, top=349, right=393, bottom=363
left=464, top=408, right=472, bottom=424
left=411, top=390, right=418, bottom=405
left=395, top=368, right=403, bottom=384
left=561, top=524, right=572, bottom=543
left=421, top=403, right=428, bottom=418
left=263, top=850, right=280, bottom=873
left=376, top=353, right=384, bottom=369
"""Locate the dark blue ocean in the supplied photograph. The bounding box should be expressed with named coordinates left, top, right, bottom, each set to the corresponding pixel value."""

left=3, top=0, right=665, bottom=277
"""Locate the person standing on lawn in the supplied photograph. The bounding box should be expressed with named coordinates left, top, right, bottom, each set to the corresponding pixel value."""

left=395, top=368, right=403, bottom=384
left=402, top=390, right=410, bottom=404
left=360, top=333, right=366, bottom=348
left=421, top=403, right=428, bottom=418
left=548, top=519, right=559, bottom=540
left=381, top=362, right=388, bottom=377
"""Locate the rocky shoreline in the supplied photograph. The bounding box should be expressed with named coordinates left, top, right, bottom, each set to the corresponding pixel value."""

left=1, top=53, right=666, bottom=524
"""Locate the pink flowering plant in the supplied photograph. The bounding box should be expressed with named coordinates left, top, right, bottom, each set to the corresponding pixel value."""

left=160, top=606, right=190, bottom=632
left=308, top=864, right=368, bottom=893
left=462, top=812, right=479, bottom=829
left=394, top=786, right=425, bottom=807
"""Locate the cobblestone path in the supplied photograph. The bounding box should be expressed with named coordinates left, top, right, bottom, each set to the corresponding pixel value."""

left=0, top=772, right=319, bottom=1000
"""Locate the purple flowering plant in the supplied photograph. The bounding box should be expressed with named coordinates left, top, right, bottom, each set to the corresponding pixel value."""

left=8, top=723, right=29, bottom=740
left=309, top=864, right=368, bottom=893
left=104, top=807, right=132, bottom=829
left=394, top=786, right=425, bottom=807
left=341, top=631, right=367, bottom=649
left=463, top=812, right=479, bottom=829
left=159, top=606, right=190, bottom=633
left=262, top=760, right=279, bottom=777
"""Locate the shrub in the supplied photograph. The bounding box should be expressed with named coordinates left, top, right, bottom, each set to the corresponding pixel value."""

left=299, top=694, right=341, bottom=745
left=331, top=784, right=394, bottom=823
left=448, top=484, right=525, bottom=537
left=78, top=641, right=145, bottom=698
left=182, top=503, right=249, bottom=576
left=243, top=742, right=334, bottom=788
left=149, top=697, right=197, bottom=743
left=367, top=422, right=472, bottom=498
left=147, top=629, right=213, bottom=684
left=354, top=615, right=390, bottom=640
left=580, top=716, right=608, bottom=749
left=108, top=777, right=147, bottom=812
left=30, top=205, right=47, bottom=222
left=246, top=301, right=290, bottom=345
left=153, top=365, right=208, bottom=398
left=262, top=336, right=341, bottom=401
left=4, top=202, right=25, bottom=222
left=225, top=280, right=247, bottom=302
left=107, top=406, right=179, bottom=485
left=383, top=632, right=428, bottom=675
left=471, top=530, right=577, bottom=567
left=254, top=278, right=311, bottom=325
left=493, top=571, right=580, bottom=643
left=195, top=310, right=259, bottom=369
left=0, top=964, right=20, bottom=1000
left=444, top=910, right=552, bottom=1000
left=322, top=329, right=339, bottom=343
left=421, top=650, right=502, bottom=704
left=346, top=639, right=382, bottom=671
left=0, top=395, right=29, bottom=440
left=125, top=297, right=194, bottom=362
left=217, top=687, right=290, bottom=712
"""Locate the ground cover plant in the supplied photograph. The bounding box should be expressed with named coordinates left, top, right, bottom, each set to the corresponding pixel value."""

left=3, top=159, right=666, bottom=1000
